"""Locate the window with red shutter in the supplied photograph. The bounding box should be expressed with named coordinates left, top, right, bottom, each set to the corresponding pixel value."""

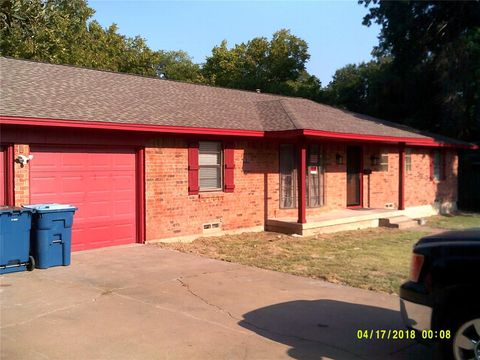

left=189, top=141, right=234, bottom=194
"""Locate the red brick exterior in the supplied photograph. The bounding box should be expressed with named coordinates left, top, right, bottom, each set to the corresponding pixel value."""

left=145, top=139, right=458, bottom=241
left=13, top=144, right=30, bottom=206
left=404, top=148, right=458, bottom=207
left=6, top=138, right=458, bottom=242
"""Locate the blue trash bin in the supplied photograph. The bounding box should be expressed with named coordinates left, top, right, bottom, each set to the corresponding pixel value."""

left=23, top=204, right=77, bottom=269
left=0, top=206, right=34, bottom=274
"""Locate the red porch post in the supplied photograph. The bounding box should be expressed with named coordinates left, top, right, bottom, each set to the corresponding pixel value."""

left=398, top=142, right=405, bottom=210
left=297, top=141, right=307, bottom=224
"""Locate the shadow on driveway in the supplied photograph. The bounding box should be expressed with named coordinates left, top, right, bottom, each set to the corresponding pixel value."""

left=239, top=299, right=435, bottom=360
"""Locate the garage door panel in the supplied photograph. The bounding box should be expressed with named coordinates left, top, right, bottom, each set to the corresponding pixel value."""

left=30, top=147, right=137, bottom=251
left=114, top=201, right=136, bottom=215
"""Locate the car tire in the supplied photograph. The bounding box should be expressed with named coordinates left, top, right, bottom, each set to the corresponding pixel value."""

left=441, top=313, right=480, bottom=360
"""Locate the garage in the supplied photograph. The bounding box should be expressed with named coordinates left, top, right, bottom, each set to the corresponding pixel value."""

left=30, top=147, right=138, bottom=251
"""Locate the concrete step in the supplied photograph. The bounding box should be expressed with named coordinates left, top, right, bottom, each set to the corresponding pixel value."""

left=379, top=216, right=419, bottom=229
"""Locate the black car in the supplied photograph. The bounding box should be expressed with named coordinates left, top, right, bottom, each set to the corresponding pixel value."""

left=400, top=229, right=480, bottom=360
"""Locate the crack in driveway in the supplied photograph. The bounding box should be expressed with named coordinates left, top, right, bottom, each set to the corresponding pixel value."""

left=177, top=278, right=238, bottom=320
left=176, top=277, right=369, bottom=360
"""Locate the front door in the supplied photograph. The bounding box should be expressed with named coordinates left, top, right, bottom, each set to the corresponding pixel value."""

left=346, top=146, right=362, bottom=207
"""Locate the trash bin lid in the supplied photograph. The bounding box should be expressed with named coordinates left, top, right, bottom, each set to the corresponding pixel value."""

left=23, top=204, right=77, bottom=213
left=0, top=206, right=32, bottom=214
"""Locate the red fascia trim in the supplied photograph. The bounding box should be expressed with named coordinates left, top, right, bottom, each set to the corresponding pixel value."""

left=136, top=148, right=146, bottom=244
left=2, top=115, right=476, bottom=148
left=265, top=129, right=303, bottom=138
left=302, top=129, right=476, bottom=149
left=0, top=116, right=265, bottom=138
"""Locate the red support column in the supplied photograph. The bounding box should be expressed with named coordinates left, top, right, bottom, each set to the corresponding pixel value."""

left=297, top=142, right=307, bottom=224
left=398, top=142, right=405, bottom=210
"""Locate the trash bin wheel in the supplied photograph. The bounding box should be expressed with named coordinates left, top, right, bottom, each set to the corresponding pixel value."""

left=27, top=256, right=35, bottom=271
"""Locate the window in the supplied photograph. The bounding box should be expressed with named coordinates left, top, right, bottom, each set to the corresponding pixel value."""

left=279, top=144, right=324, bottom=209
left=405, top=148, right=412, bottom=172
left=379, top=151, right=389, bottom=171
left=306, top=144, right=324, bottom=208
left=199, top=141, right=222, bottom=191
left=431, top=150, right=445, bottom=181
left=280, top=144, right=297, bottom=209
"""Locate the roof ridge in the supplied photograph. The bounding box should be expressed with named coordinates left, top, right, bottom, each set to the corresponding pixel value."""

left=278, top=99, right=300, bottom=130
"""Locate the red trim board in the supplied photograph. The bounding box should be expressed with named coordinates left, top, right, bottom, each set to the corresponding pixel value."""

left=1, top=115, right=476, bottom=149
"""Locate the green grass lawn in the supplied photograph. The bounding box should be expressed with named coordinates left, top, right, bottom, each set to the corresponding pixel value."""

left=158, top=213, right=479, bottom=295
left=426, top=212, right=480, bottom=229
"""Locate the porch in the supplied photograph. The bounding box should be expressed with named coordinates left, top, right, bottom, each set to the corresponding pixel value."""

left=266, top=208, right=417, bottom=236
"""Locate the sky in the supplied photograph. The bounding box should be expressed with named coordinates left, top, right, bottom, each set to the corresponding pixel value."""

left=89, top=1, right=381, bottom=85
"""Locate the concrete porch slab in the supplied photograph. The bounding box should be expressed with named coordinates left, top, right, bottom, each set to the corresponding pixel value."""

left=266, top=208, right=407, bottom=236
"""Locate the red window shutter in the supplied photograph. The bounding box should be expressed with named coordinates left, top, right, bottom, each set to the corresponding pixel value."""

left=224, top=143, right=235, bottom=192
left=188, top=142, right=199, bottom=195
left=441, top=150, right=447, bottom=181
left=429, top=150, right=434, bottom=181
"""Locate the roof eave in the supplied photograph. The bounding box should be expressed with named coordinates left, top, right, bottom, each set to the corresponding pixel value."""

left=1, top=115, right=476, bottom=149
left=0, top=115, right=265, bottom=138
left=301, top=129, right=477, bottom=149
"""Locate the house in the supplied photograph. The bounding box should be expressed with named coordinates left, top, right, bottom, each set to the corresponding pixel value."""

left=0, top=57, right=475, bottom=251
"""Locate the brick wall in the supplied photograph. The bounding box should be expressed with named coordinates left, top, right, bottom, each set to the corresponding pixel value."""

left=363, top=145, right=399, bottom=209
left=145, top=139, right=459, bottom=240
left=145, top=138, right=274, bottom=241
left=9, top=138, right=457, bottom=241
left=145, top=139, right=349, bottom=241
left=361, top=146, right=458, bottom=209
left=324, top=143, right=347, bottom=209
left=404, top=148, right=457, bottom=207
left=13, top=144, right=30, bottom=205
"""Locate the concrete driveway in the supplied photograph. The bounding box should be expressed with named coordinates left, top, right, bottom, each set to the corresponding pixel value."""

left=1, top=244, right=435, bottom=360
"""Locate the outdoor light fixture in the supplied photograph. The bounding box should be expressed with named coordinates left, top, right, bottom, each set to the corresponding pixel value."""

left=370, top=155, right=380, bottom=166
left=335, top=153, right=344, bottom=165
left=16, top=154, right=33, bottom=165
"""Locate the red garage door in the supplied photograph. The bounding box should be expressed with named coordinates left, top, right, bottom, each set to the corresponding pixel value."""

left=30, top=147, right=137, bottom=251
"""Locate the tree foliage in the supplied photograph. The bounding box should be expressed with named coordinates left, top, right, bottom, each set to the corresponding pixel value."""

left=326, top=1, right=480, bottom=141
left=202, top=29, right=322, bottom=100
left=0, top=0, right=202, bottom=81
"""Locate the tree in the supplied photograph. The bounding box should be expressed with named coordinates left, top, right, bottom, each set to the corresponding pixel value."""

left=357, top=0, right=480, bottom=141
left=0, top=0, right=203, bottom=81
left=0, top=0, right=94, bottom=65
left=202, top=29, right=321, bottom=99
left=155, top=50, right=204, bottom=82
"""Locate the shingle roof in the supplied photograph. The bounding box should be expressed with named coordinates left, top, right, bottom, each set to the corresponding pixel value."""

left=0, top=57, right=463, bottom=143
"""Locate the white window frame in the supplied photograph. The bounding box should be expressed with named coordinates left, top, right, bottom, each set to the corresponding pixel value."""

left=405, top=148, right=412, bottom=172
left=198, top=141, right=223, bottom=192
left=379, top=151, right=389, bottom=172
left=432, top=150, right=442, bottom=181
